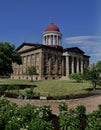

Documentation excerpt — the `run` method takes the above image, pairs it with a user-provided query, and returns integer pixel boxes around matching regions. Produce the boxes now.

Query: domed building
[11,23,90,80]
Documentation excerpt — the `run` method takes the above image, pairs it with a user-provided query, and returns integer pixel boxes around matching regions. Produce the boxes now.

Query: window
[51,55,55,63]
[58,56,61,64]
[44,54,48,61]
[51,67,55,74]
[44,66,48,74]
[58,67,61,74]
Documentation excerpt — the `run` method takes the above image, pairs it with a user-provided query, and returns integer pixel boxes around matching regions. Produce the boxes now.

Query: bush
[0,99,54,130]
[69,73,83,83]
[25,87,36,99]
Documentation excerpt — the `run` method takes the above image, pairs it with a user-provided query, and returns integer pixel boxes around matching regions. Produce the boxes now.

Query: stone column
[71,57,74,74]
[59,36,60,46]
[53,35,55,45]
[57,36,58,45]
[62,56,65,76]
[81,58,83,73]
[40,51,44,79]
[76,57,79,73]
[49,35,51,45]
[66,56,69,76]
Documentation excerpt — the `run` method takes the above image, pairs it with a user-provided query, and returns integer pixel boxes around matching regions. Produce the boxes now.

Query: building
[11,23,90,80]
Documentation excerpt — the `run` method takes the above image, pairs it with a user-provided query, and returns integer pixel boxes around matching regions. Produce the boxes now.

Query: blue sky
[0,0,101,63]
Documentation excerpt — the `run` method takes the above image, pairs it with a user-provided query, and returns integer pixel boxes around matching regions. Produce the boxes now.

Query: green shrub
[69,73,83,83]
[25,87,35,99]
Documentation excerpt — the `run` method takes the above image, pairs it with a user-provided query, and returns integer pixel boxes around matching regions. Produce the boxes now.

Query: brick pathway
[6,95,101,115]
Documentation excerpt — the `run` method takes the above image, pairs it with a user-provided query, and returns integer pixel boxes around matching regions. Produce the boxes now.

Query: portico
[63,47,88,77]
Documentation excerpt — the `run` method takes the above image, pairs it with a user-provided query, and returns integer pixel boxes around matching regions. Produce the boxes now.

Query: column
[53,35,55,45]
[62,56,65,76]
[71,57,74,74]
[76,57,79,73]
[57,36,58,45]
[40,51,44,79]
[49,35,51,45]
[81,58,83,73]
[66,56,69,76]
[59,36,60,46]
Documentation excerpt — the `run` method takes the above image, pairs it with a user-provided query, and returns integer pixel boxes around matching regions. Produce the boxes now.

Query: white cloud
[64,35,101,44]
[64,35,101,63]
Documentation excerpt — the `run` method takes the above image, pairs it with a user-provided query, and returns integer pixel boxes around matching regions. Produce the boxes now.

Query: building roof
[63,47,84,54]
[45,23,60,32]
[16,42,41,51]
[16,42,63,54]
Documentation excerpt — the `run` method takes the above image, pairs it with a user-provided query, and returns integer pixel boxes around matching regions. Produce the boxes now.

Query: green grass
[0,78,97,96]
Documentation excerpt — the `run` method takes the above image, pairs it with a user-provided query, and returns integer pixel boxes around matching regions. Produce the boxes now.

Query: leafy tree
[0,42,22,76]
[83,65,100,90]
[26,66,37,81]
[96,60,101,72]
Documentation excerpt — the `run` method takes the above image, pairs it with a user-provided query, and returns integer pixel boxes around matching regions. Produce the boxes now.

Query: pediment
[64,47,84,54]
[16,43,38,53]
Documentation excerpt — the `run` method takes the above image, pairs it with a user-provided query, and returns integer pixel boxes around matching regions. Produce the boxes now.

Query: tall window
[58,67,61,74]
[51,66,55,74]
[51,55,55,63]
[51,35,53,44]
[58,56,61,64]
[44,66,48,74]
[44,54,48,61]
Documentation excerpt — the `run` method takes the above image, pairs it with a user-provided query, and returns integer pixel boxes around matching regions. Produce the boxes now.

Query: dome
[45,23,60,32]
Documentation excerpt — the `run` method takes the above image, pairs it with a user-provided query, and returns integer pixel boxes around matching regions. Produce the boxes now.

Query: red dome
[45,23,60,32]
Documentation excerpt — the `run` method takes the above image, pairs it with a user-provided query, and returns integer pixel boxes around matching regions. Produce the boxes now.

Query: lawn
[0,78,97,97]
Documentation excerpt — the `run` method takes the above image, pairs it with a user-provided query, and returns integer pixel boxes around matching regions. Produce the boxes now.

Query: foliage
[0,42,22,76]
[86,107,101,130]
[83,65,100,90]
[69,73,83,83]
[59,103,81,130]
[59,102,68,113]
[25,87,35,99]
[0,99,53,130]
[29,118,54,130]
[26,66,37,81]
[1,99,101,130]
[96,60,101,72]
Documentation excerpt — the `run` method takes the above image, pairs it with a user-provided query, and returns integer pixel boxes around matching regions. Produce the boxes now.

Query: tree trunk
[93,82,96,90]
[30,75,33,82]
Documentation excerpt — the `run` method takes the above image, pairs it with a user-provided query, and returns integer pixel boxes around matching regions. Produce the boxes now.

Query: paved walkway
[6,95,101,115]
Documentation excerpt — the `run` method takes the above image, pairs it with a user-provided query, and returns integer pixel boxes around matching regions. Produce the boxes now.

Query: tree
[96,60,101,72]
[26,66,37,81]
[83,64,100,90]
[0,42,22,76]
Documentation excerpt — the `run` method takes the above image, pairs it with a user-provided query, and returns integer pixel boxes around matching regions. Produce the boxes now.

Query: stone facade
[11,23,90,80]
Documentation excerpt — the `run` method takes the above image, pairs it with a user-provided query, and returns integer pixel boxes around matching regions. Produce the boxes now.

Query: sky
[0,0,101,63]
